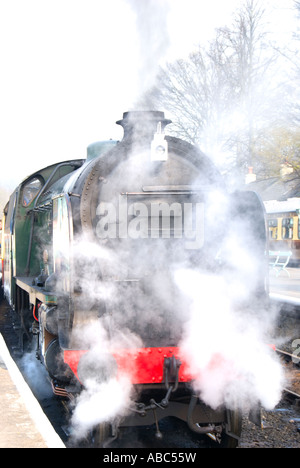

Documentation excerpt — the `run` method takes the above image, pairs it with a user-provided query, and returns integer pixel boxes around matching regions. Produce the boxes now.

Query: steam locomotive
[1,111,267,447]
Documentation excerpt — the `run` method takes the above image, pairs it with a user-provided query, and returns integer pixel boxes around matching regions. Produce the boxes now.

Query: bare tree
[287,1,300,125]
[140,0,288,180]
[140,47,236,148]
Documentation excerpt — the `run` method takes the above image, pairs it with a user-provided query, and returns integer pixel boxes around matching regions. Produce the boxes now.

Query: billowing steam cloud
[70,320,138,441]
[125,0,171,96]
[175,269,284,411]
[172,186,285,412]
[67,239,145,441]
[67,150,285,443]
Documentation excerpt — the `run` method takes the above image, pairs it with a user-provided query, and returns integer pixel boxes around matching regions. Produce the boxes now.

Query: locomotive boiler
[1,111,268,447]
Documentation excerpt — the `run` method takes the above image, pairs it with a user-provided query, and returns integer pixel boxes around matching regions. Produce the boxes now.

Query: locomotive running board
[15,277,58,307]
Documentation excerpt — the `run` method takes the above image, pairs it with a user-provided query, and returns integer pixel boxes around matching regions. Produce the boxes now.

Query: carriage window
[282,218,293,239]
[268,219,278,239]
[22,177,43,207]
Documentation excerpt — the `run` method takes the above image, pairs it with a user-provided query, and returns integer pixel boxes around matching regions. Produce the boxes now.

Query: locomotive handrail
[121,191,202,196]
[142,185,210,192]
[268,250,292,277]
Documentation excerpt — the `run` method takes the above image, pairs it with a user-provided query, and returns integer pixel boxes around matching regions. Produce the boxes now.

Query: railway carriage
[265,198,300,264]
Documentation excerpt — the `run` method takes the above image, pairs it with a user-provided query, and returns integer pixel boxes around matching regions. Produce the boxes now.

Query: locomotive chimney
[116,111,172,142]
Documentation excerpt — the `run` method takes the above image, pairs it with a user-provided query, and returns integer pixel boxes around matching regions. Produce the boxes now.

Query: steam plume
[125,0,171,96]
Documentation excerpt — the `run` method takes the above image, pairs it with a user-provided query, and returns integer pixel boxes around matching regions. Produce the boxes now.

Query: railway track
[1,296,299,448]
[275,348,300,402]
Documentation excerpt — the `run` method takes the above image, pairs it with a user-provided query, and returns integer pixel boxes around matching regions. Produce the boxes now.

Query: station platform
[269,267,300,306]
[0,333,65,448]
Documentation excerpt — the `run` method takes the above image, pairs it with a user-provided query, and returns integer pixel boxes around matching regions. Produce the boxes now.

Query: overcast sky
[0,0,297,191]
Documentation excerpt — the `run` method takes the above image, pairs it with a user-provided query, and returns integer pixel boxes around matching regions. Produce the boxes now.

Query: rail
[275,348,300,401]
[268,250,292,277]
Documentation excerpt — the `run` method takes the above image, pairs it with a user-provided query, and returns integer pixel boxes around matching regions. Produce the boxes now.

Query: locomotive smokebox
[116,110,172,142]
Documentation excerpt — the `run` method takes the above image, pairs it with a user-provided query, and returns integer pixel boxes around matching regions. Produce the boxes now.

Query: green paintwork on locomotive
[4,139,118,307]
[87,140,118,160]
[5,160,84,305]
[17,162,85,275]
